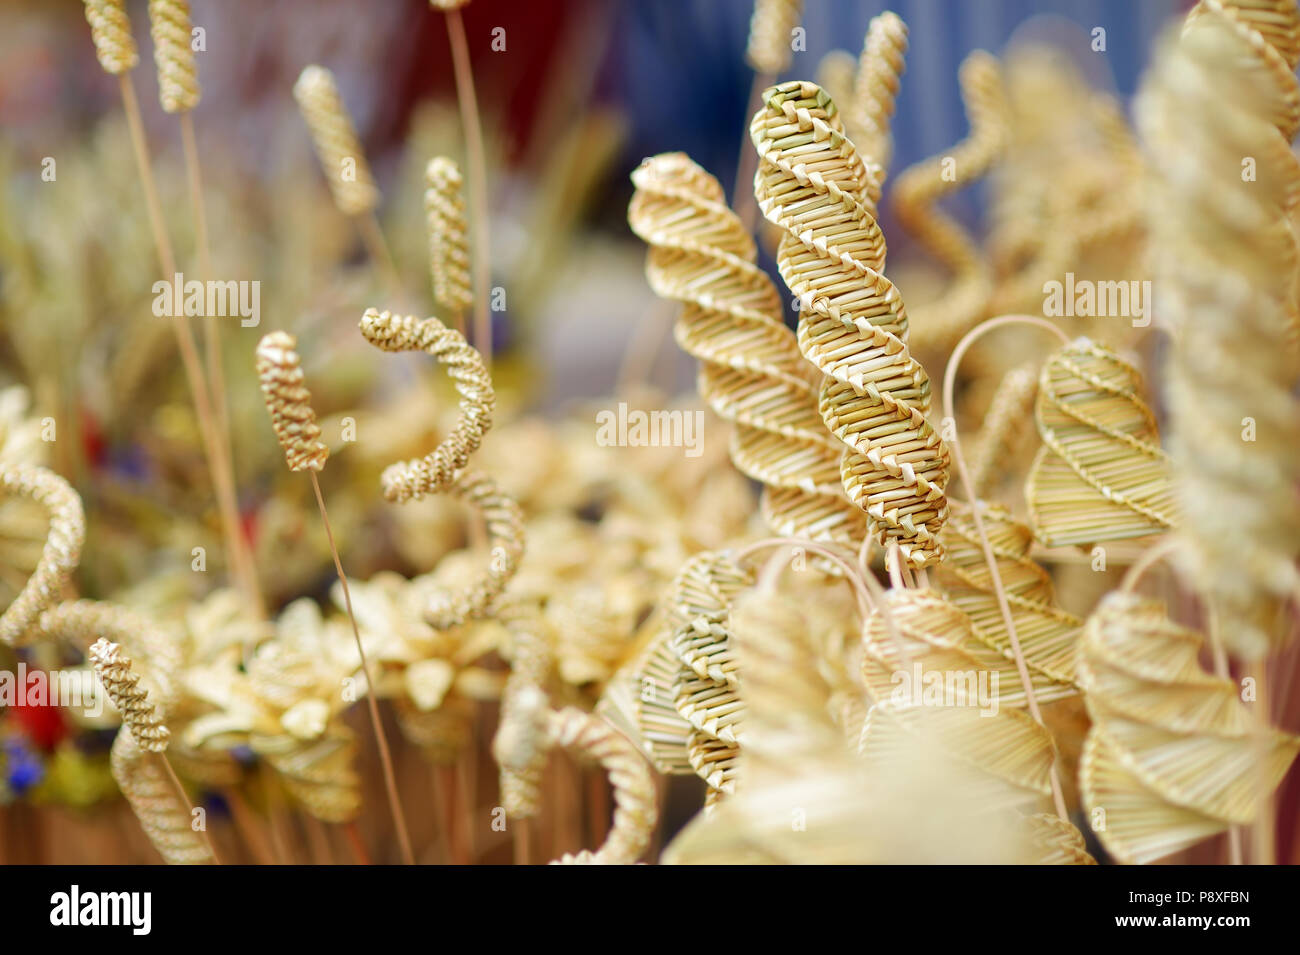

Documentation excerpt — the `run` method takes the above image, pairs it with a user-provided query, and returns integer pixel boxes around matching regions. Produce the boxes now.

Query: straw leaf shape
[255,331,329,472]
[847,11,908,181]
[147,0,200,113]
[1078,592,1299,864]
[0,466,85,647]
[1025,338,1176,546]
[968,362,1039,498]
[293,65,379,217]
[745,0,803,75]
[628,152,866,547]
[425,157,473,315]
[493,602,553,818]
[359,308,494,502]
[1139,0,1300,658]
[937,500,1080,701]
[547,707,658,865]
[90,638,171,753]
[110,731,213,864]
[82,0,138,75]
[751,81,951,567]
[250,725,362,824]
[893,51,1009,352]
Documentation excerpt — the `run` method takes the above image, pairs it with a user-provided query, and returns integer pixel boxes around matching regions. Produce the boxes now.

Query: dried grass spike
[147,0,200,113]
[425,157,473,315]
[0,466,85,647]
[293,65,379,216]
[255,331,329,472]
[90,638,170,753]
[83,0,138,75]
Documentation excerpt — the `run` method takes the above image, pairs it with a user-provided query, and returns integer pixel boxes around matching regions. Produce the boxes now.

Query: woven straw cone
[1078,592,1299,864]
[937,501,1080,702]
[256,331,329,472]
[148,0,200,113]
[968,363,1038,498]
[847,11,908,180]
[425,157,473,315]
[90,638,171,753]
[293,65,379,217]
[629,152,866,547]
[745,0,803,75]
[1140,0,1300,658]
[751,81,950,567]
[1025,338,1176,546]
[251,726,362,823]
[359,308,494,502]
[419,469,524,629]
[547,708,657,865]
[894,51,1009,352]
[0,466,84,646]
[83,0,138,75]
[110,731,213,864]
[493,602,552,818]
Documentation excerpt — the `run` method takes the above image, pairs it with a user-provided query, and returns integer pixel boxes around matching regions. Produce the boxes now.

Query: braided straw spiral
[293,65,379,217]
[110,731,213,864]
[893,51,1009,352]
[0,466,85,647]
[359,308,494,502]
[1140,0,1300,658]
[147,0,200,113]
[628,152,865,546]
[751,81,951,567]
[493,602,553,818]
[255,331,329,472]
[745,0,803,75]
[1078,592,1299,864]
[425,157,473,316]
[82,0,138,75]
[1026,338,1176,546]
[548,707,657,865]
[90,638,171,753]
[848,11,908,185]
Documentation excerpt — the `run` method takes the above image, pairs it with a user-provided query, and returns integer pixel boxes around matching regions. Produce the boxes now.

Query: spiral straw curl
[1026,338,1176,547]
[293,65,379,217]
[256,332,329,472]
[751,81,951,568]
[628,152,866,546]
[1078,592,1299,864]
[90,638,171,753]
[0,466,85,647]
[1140,0,1300,658]
[83,0,138,75]
[148,0,200,113]
[425,157,473,316]
[893,51,1009,352]
[359,308,494,502]
[111,732,213,864]
[848,11,909,177]
[745,0,803,75]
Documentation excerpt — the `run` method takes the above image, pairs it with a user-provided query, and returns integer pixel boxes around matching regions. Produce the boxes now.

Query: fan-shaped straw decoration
[751,81,951,567]
[83,0,138,75]
[1026,811,1098,865]
[359,308,494,502]
[293,65,379,217]
[425,157,473,316]
[548,707,657,865]
[147,0,200,113]
[1025,338,1176,546]
[745,0,803,75]
[110,731,213,865]
[493,603,553,818]
[628,152,866,546]
[255,331,329,473]
[968,362,1038,498]
[90,638,171,753]
[937,501,1080,702]
[1139,0,1300,658]
[847,11,908,180]
[250,727,362,824]
[0,466,85,647]
[893,51,1009,352]
[1078,592,1299,864]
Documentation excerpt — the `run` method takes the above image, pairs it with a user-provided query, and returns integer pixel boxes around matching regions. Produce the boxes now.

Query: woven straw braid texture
[848,12,908,178]
[256,331,329,472]
[293,65,379,217]
[629,152,866,547]
[90,638,171,753]
[148,0,200,113]
[745,0,803,75]
[893,51,1009,352]
[0,466,84,646]
[1139,0,1300,658]
[1078,592,1299,864]
[493,602,553,818]
[1026,338,1176,546]
[425,157,473,315]
[968,363,1039,497]
[751,81,950,568]
[83,0,138,75]
[111,731,213,864]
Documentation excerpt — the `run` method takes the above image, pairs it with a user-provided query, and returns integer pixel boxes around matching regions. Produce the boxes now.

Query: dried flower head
[255,331,329,472]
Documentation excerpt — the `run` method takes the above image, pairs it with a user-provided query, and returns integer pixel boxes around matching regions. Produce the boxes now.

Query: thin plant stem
[446,7,494,366]
[1248,661,1275,865]
[158,753,222,865]
[355,210,403,297]
[308,470,416,865]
